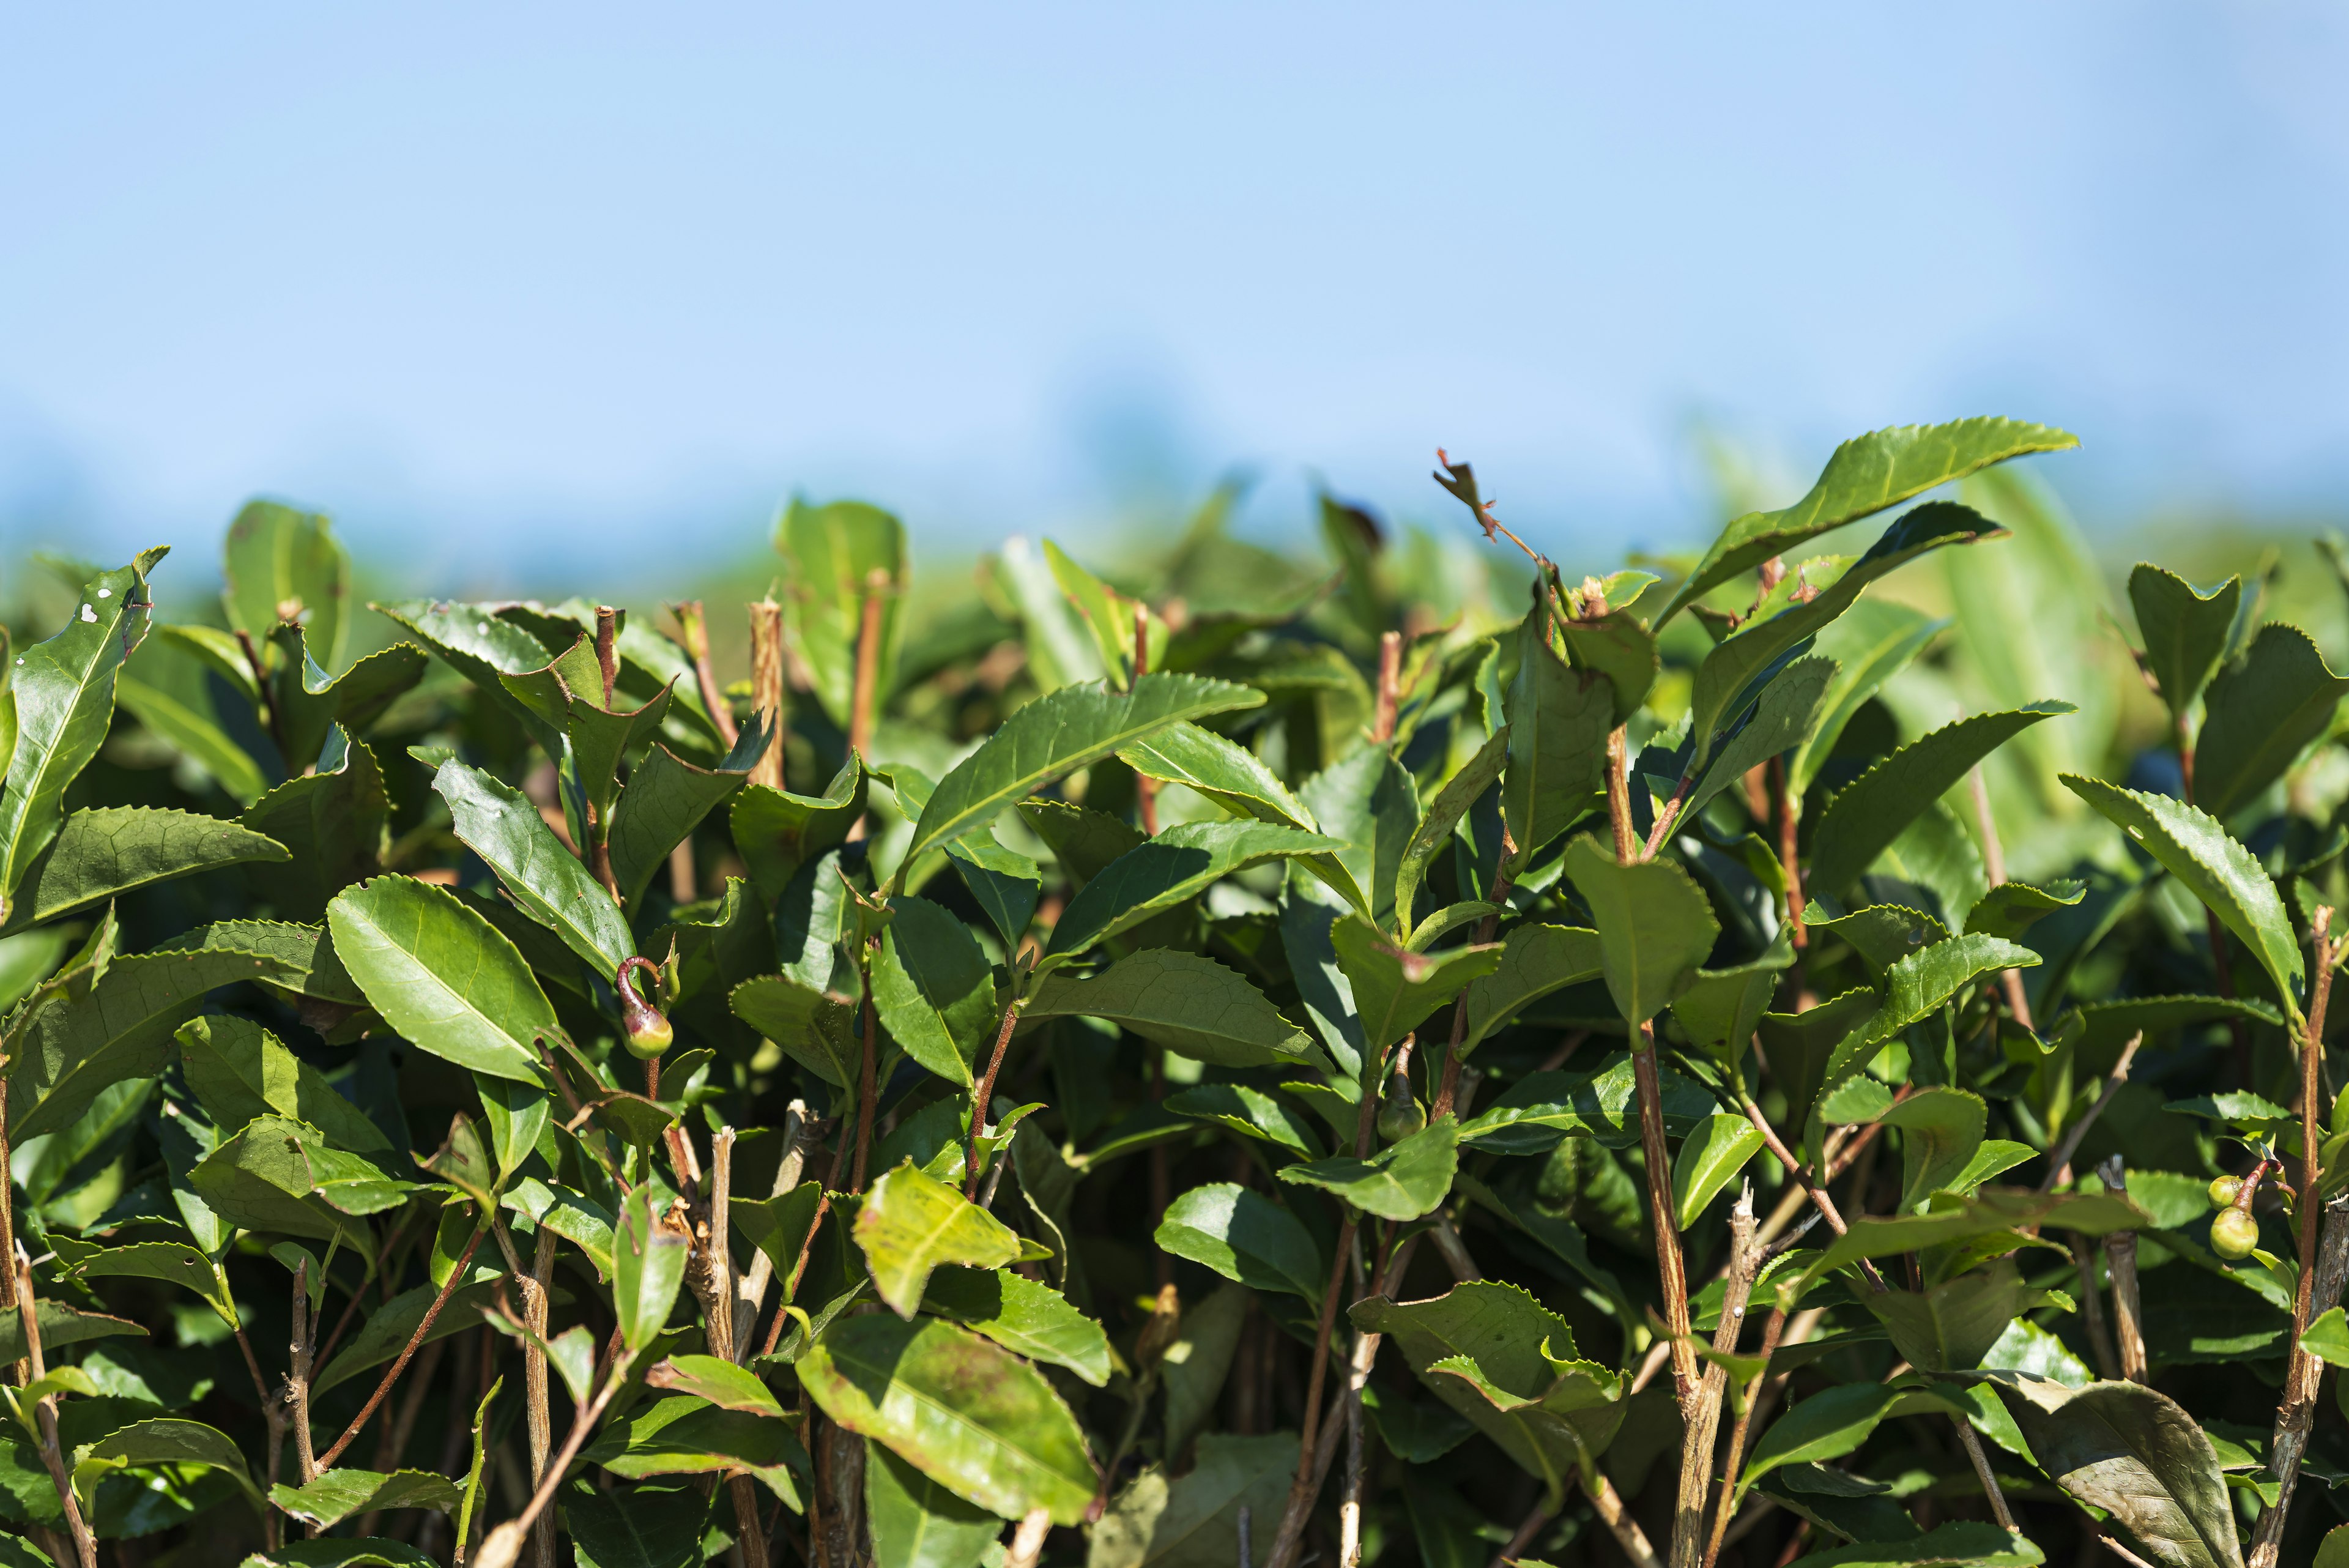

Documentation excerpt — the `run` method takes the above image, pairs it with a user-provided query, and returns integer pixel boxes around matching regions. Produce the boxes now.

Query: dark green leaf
[1118,720,1317,831]
[730,972,859,1088]
[1397,727,1507,931]
[434,757,633,975]
[1297,743,1419,924]
[608,717,773,910]
[1329,913,1502,1054]
[729,756,866,906]
[1789,600,1946,796]
[1166,1083,1323,1159]
[1280,1115,1459,1221]
[1457,924,1606,1057]
[921,1266,1111,1387]
[238,731,390,920]
[2129,564,2240,719]
[177,1014,390,1154]
[1155,1183,1323,1301]
[1563,836,1718,1025]
[1863,1260,2034,1372]
[1458,1057,1716,1153]
[2194,622,2349,819]
[1679,655,1835,820]
[1088,1432,1297,1568]
[328,876,557,1085]
[1500,617,1611,864]
[1045,820,1344,962]
[870,896,996,1086]
[1881,1088,1987,1213]
[2,807,287,934]
[865,1440,1004,1568]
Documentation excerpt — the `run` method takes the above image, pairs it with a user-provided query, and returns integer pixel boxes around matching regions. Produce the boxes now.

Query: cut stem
[673,600,740,748]
[1671,1187,1757,1568]
[749,597,787,792]
[2098,1157,2148,1384]
[13,1248,97,1568]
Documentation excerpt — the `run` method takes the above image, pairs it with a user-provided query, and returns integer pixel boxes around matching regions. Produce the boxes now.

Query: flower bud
[1377,1073,1425,1143]
[2211,1207,2259,1260]
[2208,1173,2243,1209]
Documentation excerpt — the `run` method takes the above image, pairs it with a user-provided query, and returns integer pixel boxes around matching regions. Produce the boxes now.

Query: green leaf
[239,731,391,920]
[1330,914,1502,1054]
[328,876,557,1085]
[177,1014,391,1154]
[1658,417,2075,625]
[1880,1088,1987,1213]
[560,1484,712,1568]
[434,757,634,976]
[615,1183,690,1350]
[577,1393,798,1501]
[1088,1432,1298,1568]
[904,673,1264,870]
[1686,503,2002,769]
[191,1113,379,1253]
[240,1545,440,1568]
[1671,1114,1767,1230]
[730,756,867,904]
[8,940,298,1143]
[1397,727,1507,929]
[730,972,859,1088]
[1789,600,1946,797]
[1,807,287,934]
[270,629,427,773]
[865,1440,1005,1568]
[800,1313,1097,1525]
[270,1469,461,1529]
[644,1354,787,1417]
[1166,1083,1323,1159]
[1456,924,1606,1058]
[1809,907,1947,976]
[1162,1282,1252,1463]
[1348,1281,1622,1510]
[2301,1306,2349,1367]
[921,1266,1111,1387]
[1025,955,1310,1079]
[1156,1183,1324,1301]
[371,599,571,757]
[0,550,166,907]
[1679,655,1835,821]
[1045,820,1345,962]
[1964,880,2085,940]
[1458,1056,1716,1153]
[854,1161,1024,1318]
[506,1176,618,1281]
[1297,744,1419,925]
[1807,702,2074,896]
[1802,1191,2147,1286]
[1864,1259,2035,1373]
[310,1268,513,1394]
[1971,1372,2242,1568]
[870,896,996,1086]
[1280,1115,1460,1221]
[607,718,773,910]
[1781,1523,2043,1567]
[2194,622,2349,819]
[1118,720,1317,831]
[0,1300,142,1365]
[1500,616,1612,864]
[778,497,908,730]
[946,833,1042,948]
[1669,939,1794,1074]
[225,499,351,669]
[1560,608,1658,726]
[72,1416,260,1510]
[2129,564,2240,719]
[2062,775,2303,1014]
[1741,1383,1904,1490]
[1563,836,1719,1025]
[64,1239,237,1326]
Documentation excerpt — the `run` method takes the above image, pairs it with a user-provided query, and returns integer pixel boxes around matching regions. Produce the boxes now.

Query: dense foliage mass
[9,417,2349,1568]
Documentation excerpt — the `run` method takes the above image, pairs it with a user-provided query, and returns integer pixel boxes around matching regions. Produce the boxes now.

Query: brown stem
[1635,1024,1699,1403]
[469,1347,637,1568]
[749,598,787,792]
[289,1260,317,1492]
[1486,1502,1553,1568]
[1703,1300,1788,1568]
[1371,630,1401,745]
[357,1336,447,1537]
[1770,757,1806,949]
[673,600,741,748]
[735,1101,809,1356]
[522,1226,557,1568]
[2249,1191,2349,1567]
[315,1221,488,1470]
[965,999,1025,1196]
[1740,1093,1888,1295]
[1605,727,1636,863]
[593,605,620,706]
[1004,1508,1052,1568]
[13,1250,95,1568]
[1966,767,2031,1027]
[853,963,880,1194]
[2098,1158,2148,1384]
[1951,1415,2016,1532]
[848,568,887,761]
[2036,1031,2142,1192]
[1672,1189,1757,1568]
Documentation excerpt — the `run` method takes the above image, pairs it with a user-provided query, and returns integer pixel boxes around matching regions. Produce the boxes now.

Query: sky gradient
[5,4,2346,585]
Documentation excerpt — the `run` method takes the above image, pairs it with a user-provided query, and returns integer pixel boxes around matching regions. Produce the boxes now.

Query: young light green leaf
[433,757,634,975]
[1658,417,2076,625]
[0,806,287,934]
[271,1469,462,1529]
[328,876,557,1085]
[904,672,1264,869]
[921,1266,1112,1387]
[644,1353,787,1417]
[1806,702,2074,896]
[2062,775,2303,1014]
[1280,1116,1460,1222]
[0,550,166,908]
[1964,879,2086,940]
[869,896,996,1086]
[615,1183,691,1350]
[1562,836,1719,1025]
[1671,1114,1767,1230]
[1118,719,1316,831]
[865,1440,1005,1568]
[853,1161,1024,1318]
[2194,622,2349,819]
[1329,915,1503,1054]
[800,1313,1097,1525]
[1156,1183,1324,1301]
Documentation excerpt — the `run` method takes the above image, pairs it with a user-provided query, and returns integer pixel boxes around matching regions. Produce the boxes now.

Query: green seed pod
[2211,1207,2260,1260]
[617,957,674,1061]
[2208,1173,2243,1209]
[1377,1074,1425,1143]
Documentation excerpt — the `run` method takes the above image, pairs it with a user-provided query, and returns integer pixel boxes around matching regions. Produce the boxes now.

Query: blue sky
[4,4,2346,586]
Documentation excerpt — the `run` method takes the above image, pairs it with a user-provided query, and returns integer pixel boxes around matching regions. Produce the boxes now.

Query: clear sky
[5,4,2346,585]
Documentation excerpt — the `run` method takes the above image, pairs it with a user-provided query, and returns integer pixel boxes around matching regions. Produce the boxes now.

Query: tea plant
[6,418,2349,1568]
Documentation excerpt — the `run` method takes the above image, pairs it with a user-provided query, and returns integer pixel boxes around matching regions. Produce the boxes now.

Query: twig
[848,567,888,762]
[1371,630,1401,746]
[1771,757,1808,950]
[470,1347,639,1568]
[672,600,740,747]
[1672,1188,1757,1567]
[2037,1032,2141,1192]
[749,598,786,790]
[2098,1158,2148,1383]
[1703,1297,1787,1568]
[315,1220,488,1470]
[1431,828,1518,1121]
[13,1247,97,1568]
[1488,1501,1552,1568]
[734,1101,808,1357]
[965,999,1025,1197]
[523,1226,557,1568]
[289,1259,317,1492]
[1004,1508,1052,1568]
[1951,1414,2016,1532]
[2071,1235,2118,1380]
[1738,1091,1884,1294]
